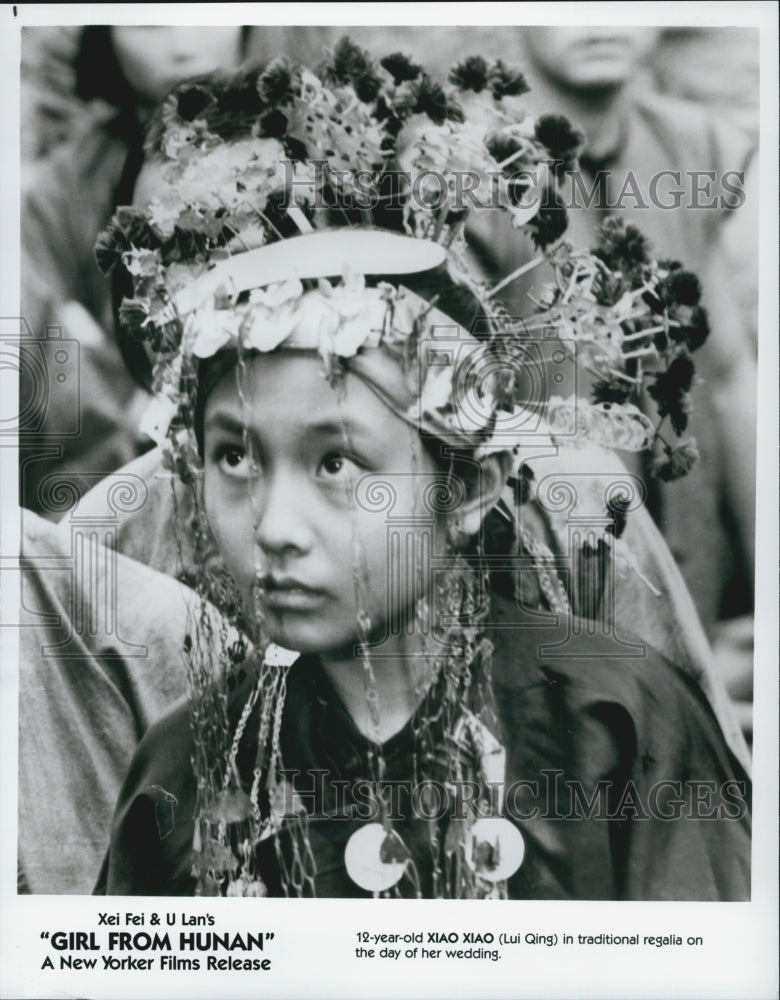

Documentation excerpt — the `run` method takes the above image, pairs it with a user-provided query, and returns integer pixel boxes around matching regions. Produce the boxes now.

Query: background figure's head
[76,25,246,111]
[521,27,661,95]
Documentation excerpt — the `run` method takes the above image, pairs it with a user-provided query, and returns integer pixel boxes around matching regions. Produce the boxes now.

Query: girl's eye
[318,452,359,479]
[215,443,252,479]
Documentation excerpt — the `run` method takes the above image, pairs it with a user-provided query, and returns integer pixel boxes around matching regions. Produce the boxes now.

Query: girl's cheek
[205,482,252,563]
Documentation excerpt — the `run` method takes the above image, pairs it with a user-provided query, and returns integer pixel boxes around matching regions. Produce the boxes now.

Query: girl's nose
[252,471,314,557]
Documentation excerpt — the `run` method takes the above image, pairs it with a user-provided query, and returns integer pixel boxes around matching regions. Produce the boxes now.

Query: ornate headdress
[97,40,711,897]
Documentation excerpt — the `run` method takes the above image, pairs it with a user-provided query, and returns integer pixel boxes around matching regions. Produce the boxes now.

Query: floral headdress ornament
[98,40,708,484]
[96,40,711,898]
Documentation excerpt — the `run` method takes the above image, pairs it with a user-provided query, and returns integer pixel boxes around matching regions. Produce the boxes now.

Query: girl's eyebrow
[203,412,246,436]
[205,411,372,441]
[306,418,371,440]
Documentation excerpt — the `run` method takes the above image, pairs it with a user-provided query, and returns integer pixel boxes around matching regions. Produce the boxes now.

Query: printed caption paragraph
[354,928,706,962]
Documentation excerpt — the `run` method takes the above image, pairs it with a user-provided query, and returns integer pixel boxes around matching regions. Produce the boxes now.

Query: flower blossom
[242,279,305,353]
[325,273,386,357]
[188,300,243,358]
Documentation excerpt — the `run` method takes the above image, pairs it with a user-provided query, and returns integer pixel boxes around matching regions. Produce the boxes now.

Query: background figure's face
[111,26,243,105]
[523,27,660,92]
[203,352,450,656]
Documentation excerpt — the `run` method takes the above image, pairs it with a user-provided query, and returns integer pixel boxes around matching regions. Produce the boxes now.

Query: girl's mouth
[255,576,326,610]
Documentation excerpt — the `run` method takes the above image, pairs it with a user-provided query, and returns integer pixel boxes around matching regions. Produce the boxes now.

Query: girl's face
[203,352,451,655]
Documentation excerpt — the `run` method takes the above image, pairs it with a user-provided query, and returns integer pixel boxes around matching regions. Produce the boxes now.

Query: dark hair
[383,265,490,340]
[110,260,152,389]
[75,27,137,110]
[420,432,517,599]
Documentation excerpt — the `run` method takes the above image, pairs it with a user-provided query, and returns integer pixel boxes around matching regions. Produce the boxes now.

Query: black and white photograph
[1,4,777,998]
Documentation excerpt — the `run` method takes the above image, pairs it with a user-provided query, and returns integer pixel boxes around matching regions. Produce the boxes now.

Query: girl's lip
[256,576,326,609]
[257,575,322,592]
[260,588,326,611]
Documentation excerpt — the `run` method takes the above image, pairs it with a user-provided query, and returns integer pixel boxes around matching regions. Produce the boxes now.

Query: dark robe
[100,598,751,900]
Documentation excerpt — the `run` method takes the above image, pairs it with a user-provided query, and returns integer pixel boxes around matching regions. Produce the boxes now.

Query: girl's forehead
[204,351,415,443]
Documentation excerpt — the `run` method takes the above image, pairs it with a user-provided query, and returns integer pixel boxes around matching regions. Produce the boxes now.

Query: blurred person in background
[20,26,248,517]
[465,27,756,731]
[654,27,760,145]
[18,508,195,893]
[19,30,257,892]
[22,26,250,163]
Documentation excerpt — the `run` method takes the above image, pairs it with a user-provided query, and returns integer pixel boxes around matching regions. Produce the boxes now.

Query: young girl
[97,47,750,899]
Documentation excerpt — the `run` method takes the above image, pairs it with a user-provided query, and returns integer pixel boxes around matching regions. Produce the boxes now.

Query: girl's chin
[256,611,361,658]
[245,601,418,658]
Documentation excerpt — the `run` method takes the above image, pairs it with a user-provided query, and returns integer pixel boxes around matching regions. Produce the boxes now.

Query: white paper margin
[1,5,777,999]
